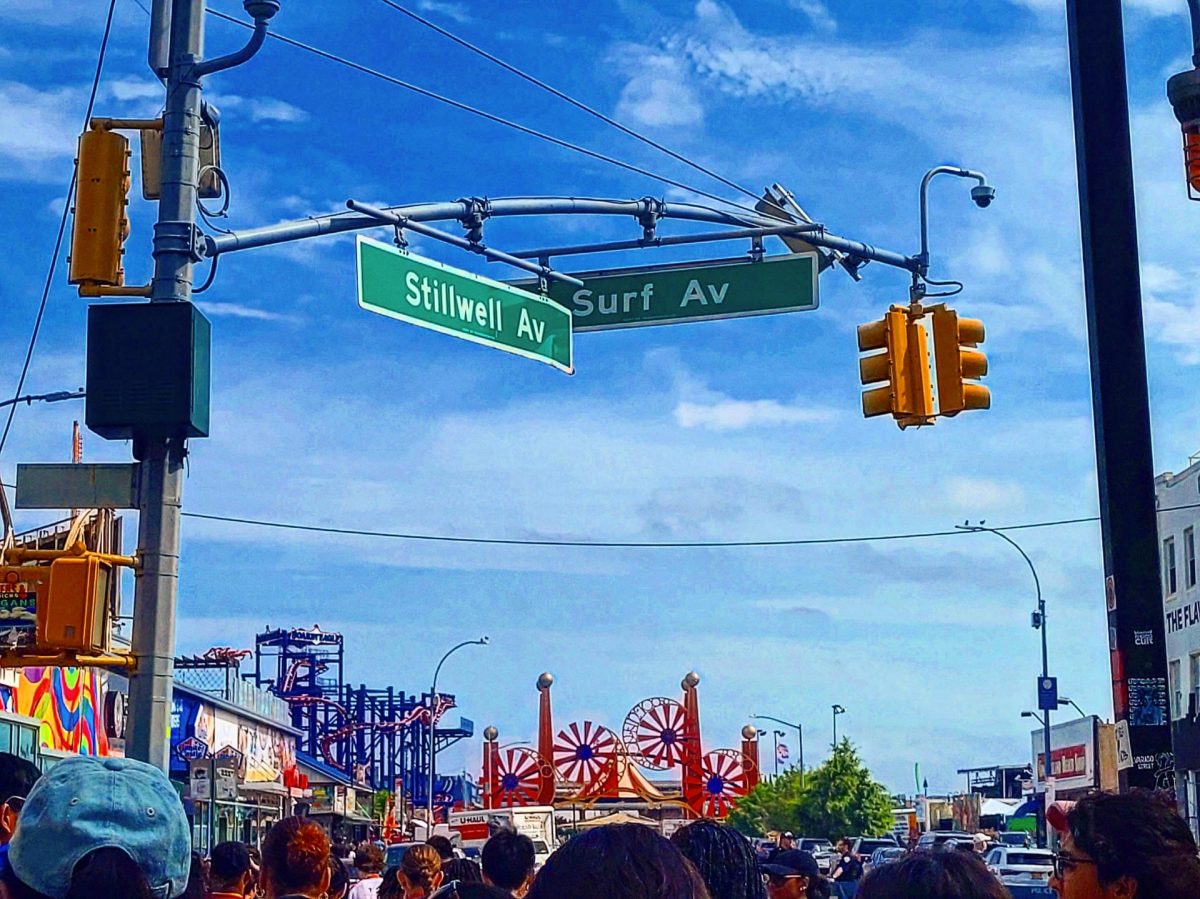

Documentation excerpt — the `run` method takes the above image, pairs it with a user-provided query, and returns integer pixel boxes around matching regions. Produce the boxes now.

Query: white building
[1156,453,1200,837]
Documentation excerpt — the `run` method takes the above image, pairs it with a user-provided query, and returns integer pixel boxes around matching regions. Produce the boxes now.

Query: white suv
[985,846,1054,883]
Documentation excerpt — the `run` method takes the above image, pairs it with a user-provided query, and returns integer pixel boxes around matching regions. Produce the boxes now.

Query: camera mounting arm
[917,166,994,279]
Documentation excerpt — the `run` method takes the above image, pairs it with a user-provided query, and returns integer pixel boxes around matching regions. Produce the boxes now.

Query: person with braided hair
[260,816,332,899]
[671,819,767,899]
[398,844,444,899]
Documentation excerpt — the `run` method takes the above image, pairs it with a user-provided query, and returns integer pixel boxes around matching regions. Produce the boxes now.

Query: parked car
[385,841,424,869]
[851,836,899,860]
[985,846,1054,883]
[797,838,836,873]
[753,838,777,862]
[865,847,907,871]
[914,831,975,852]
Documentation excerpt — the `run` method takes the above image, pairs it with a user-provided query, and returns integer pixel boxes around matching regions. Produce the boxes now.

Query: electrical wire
[373,0,764,206]
[0,0,119,462]
[205,9,768,223]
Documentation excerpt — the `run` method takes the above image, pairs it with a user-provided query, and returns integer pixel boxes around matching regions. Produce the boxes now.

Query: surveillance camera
[970,185,996,208]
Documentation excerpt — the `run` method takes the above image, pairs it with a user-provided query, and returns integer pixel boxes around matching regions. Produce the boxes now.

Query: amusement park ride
[482,671,761,819]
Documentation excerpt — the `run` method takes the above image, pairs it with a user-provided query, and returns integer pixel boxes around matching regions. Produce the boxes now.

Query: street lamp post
[958,522,1053,817]
[752,714,805,786]
[832,704,846,746]
[1021,710,1046,727]
[427,636,488,828]
[1058,697,1088,719]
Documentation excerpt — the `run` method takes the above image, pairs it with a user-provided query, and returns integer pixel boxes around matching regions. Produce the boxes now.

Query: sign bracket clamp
[347,200,583,289]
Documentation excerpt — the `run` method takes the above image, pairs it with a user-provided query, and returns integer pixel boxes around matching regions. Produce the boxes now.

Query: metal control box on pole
[1065,0,1174,790]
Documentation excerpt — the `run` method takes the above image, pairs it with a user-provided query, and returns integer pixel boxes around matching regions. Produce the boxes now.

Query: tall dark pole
[1065,0,1174,791]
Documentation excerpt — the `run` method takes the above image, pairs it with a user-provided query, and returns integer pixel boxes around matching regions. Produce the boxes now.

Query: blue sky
[1,0,1198,795]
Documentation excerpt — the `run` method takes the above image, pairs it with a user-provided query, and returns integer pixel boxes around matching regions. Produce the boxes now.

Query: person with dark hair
[378,867,404,899]
[525,823,709,899]
[439,885,512,899]
[762,850,830,899]
[857,850,1006,899]
[350,844,387,899]
[0,755,191,899]
[481,831,535,896]
[427,837,456,862]
[180,853,207,899]
[260,816,332,899]
[441,859,483,884]
[831,839,862,887]
[329,857,351,899]
[209,842,253,898]
[0,755,39,848]
[671,819,766,899]
[1050,791,1200,899]
[398,844,443,899]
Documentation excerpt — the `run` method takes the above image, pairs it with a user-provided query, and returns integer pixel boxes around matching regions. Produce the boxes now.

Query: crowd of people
[0,752,1197,898]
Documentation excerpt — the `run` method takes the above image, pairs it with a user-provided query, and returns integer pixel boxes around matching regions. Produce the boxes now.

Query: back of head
[357,843,386,874]
[329,856,350,899]
[402,844,443,895]
[0,754,40,805]
[379,866,404,899]
[453,885,515,899]
[210,841,251,890]
[1065,791,1200,899]
[9,755,190,899]
[526,823,709,899]
[671,819,765,899]
[442,858,483,883]
[261,816,332,896]
[428,835,456,861]
[858,851,1006,899]
[481,830,535,891]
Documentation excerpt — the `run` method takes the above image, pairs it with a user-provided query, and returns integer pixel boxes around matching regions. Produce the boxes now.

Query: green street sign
[356,236,573,374]
[515,253,818,332]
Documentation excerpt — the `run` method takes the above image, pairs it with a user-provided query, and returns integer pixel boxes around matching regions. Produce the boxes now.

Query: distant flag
[777,743,790,763]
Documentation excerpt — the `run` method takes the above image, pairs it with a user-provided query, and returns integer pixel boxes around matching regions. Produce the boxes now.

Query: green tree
[794,738,894,838]
[727,739,893,839]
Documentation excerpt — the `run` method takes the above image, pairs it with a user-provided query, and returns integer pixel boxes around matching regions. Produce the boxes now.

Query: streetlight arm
[918,166,993,273]
[753,714,801,730]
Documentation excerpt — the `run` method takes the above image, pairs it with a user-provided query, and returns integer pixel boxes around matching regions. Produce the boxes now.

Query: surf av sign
[516,253,818,332]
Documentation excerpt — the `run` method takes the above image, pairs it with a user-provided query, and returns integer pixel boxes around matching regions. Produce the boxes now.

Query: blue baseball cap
[9,756,191,899]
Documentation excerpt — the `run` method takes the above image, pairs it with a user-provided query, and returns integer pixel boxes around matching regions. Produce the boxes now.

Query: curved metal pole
[194,4,275,77]
[204,197,919,273]
[959,523,1052,833]
[918,166,991,273]
[428,637,488,827]
[752,713,804,785]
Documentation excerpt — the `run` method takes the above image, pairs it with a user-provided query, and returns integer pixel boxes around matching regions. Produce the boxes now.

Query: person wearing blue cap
[0,755,191,899]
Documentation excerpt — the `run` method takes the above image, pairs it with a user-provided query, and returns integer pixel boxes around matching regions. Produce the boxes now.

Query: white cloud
[675,398,837,429]
[107,79,162,102]
[1141,262,1200,365]
[193,301,298,323]
[614,54,705,128]
[213,95,308,124]
[788,0,836,33]
[944,476,1026,512]
[0,81,80,174]
[415,1,472,24]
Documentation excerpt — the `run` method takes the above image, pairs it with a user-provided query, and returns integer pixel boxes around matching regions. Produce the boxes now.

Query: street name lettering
[357,236,573,374]
[515,254,818,332]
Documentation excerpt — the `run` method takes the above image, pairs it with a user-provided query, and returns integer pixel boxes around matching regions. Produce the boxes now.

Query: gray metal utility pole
[126,0,276,769]
[1065,0,1174,792]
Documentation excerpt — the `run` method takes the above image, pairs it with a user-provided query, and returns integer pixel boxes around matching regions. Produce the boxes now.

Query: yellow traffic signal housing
[69,127,131,288]
[0,557,113,656]
[931,306,990,416]
[857,308,934,425]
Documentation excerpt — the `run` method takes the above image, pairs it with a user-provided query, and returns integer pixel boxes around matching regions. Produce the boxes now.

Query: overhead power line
[373,0,763,205]
[206,9,766,221]
[0,0,119,461]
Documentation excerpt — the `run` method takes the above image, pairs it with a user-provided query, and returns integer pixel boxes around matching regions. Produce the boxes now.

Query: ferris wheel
[686,748,755,818]
[622,697,696,770]
[491,746,553,808]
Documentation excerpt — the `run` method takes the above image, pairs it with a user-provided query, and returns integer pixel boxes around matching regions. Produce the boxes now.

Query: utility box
[86,302,211,440]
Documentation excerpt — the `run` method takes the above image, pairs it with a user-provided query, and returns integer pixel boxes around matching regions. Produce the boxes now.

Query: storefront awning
[241,781,289,797]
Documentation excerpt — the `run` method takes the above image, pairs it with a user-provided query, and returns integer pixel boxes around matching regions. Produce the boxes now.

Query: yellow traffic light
[931,305,990,416]
[69,127,131,288]
[857,307,934,426]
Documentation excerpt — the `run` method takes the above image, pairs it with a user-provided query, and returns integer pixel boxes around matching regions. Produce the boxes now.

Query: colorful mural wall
[0,668,108,756]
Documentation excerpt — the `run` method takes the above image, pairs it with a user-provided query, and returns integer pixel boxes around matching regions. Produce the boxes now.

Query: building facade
[1157,454,1200,837]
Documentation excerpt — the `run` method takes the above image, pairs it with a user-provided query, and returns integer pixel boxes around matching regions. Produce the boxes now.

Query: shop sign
[189,761,212,801]
[310,785,334,814]
[215,763,239,801]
